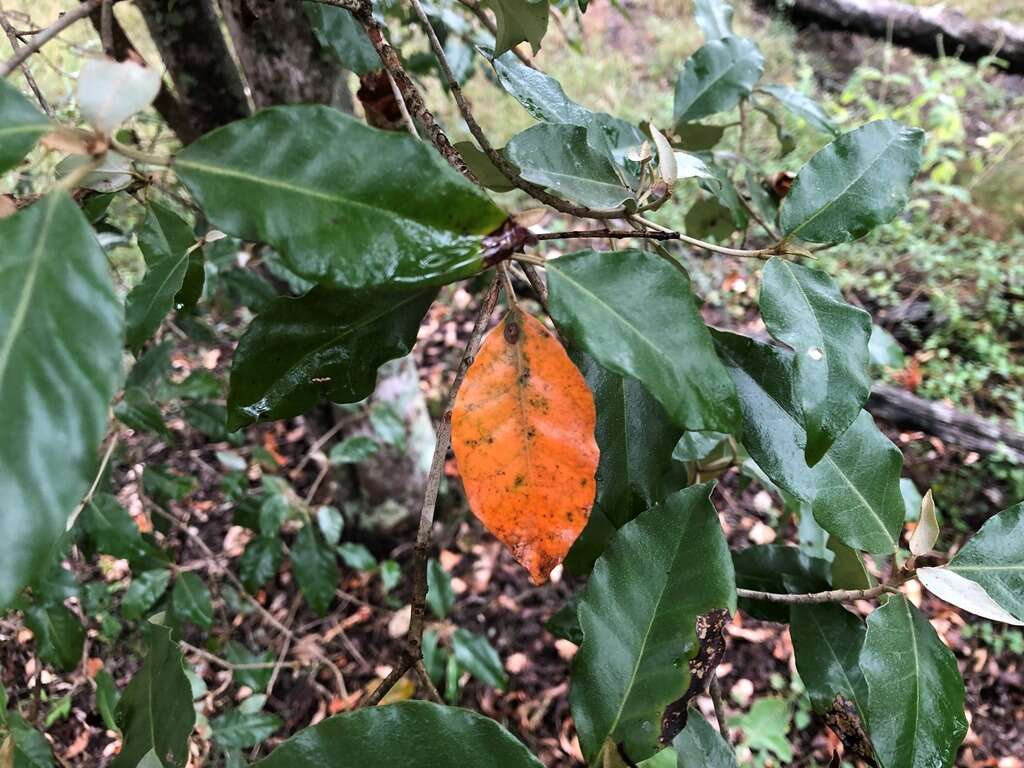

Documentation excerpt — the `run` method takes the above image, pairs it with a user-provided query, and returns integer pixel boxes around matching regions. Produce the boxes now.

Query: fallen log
[754,0,1024,74]
[868,384,1024,462]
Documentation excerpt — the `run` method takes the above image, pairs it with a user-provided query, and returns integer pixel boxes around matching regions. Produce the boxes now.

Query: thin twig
[533,227,777,259]
[364,275,502,707]
[385,69,419,139]
[68,432,119,528]
[735,583,896,604]
[0,4,53,116]
[708,676,729,742]
[180,641,302,672]
[293,411,362,476]
[99,0,113,56]
[0,0,106,78]
[414,660,444,704]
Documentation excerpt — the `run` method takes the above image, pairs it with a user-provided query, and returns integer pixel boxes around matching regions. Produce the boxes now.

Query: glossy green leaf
[239,537,283,593]
[780,120,925,243]
[729,698,793,763]
[23,605,85,672]
[252,700,543,767]
[126,204,196,351]
[0,79,49,173]
[698,158,748,229]
[337,542,377,571]
[304,1,379,74]
[111,622,195,768]
[732,545,830,622]
[868,324,906,368]
[486,0,549,56]
[115,387,170,437]
[673,37,764,125]
[548,250,740,434]
[570,483,736,764]
[292,524,338,616]
[714,331,904,553]
[759,258,872,465]
[505,124,634,211]
[492,52,591,124]
[183,402,230,442]
[171,572,214,630]
[758,85,838,136]
[426,558,454,619]
[790,603,868,715]
[227,285,435,429]
[121,570,172,620]
[0,193,123,609]
[566,355,683,573]
[316,506,344,546]
[674,122,726,151]
[693,0,733,41]
[828,537,872,590]
[860,596,967,768]
[2,712,54,768]
[95,669,121,734]
[174,106,504,290]
[923,501,1024,622]
[545,594,583,645]
[674,715,737,767]
[452,628,508,691]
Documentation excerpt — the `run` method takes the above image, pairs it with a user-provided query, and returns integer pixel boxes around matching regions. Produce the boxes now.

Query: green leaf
[212,707,282,749]
[303,1,379,74]
[95,669,121,734]
[370,403,406,448]
[227,285,436,429]
[174,106,505,290]
[0,79,49,173]
[486,0,549,56]
[292,523,338,616]
[505,124,634,211]
[115,387,170,438]
[685,198,735,240]
[674,123,726,151]
[3,712,55,768]
[758,85,838,136]
[729,698,792,763]
[337,542,377,571]
[860,596,967,768]
[570,483,736,764]
[919,501,1024,623]
[492,52,592,124]
[790,603,868,715]
[674,715,737,767]
[183,402,230,442]
[0,193,123,609]
[545,594,583,645]
[23,605,84,672]
[122,569,172,620]
[81,494,168,571]
[566,355,683,573]
[714,331,904,553]
[780,120,925,243]
[673,37,764,125]
[452,629,508,691]
[693,0,734,41]
[759,258,872,465]
[253,701,542,766]
[239,537,283,593]
[379,560,401,593]
[868,325,906,368]
[732,545,830,623]
[111,622,196,768]
[316,506,345,546]
[426,558,454,619]
[225,642,274,692]
[126,339,174,391]
[548,250,740,433]
[126,204,196,351]
[171,572,214,630]
[828,537,873,590]
[454,141,515,193]
[329,436,380,464]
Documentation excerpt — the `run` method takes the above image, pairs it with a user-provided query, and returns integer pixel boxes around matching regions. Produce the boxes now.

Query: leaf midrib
[678,39,759,119]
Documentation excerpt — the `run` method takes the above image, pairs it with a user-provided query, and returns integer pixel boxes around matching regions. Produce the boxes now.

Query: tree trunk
[756,0,1024,74]
[134,0,251,140]
[218,0,354,111]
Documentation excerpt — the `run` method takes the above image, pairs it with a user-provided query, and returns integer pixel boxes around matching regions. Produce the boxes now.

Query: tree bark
[756,0,1024,74]
[218,0,353,111]
[869,384,1024,462]
[134,0,251,140]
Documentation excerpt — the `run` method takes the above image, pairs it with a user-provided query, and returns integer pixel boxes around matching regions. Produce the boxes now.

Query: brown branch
[535,227,777,259]
[708,677,729,742]
[0,4,53,116]
[364,274,502,707]
[736,583,895,604]
[0,0,106,78]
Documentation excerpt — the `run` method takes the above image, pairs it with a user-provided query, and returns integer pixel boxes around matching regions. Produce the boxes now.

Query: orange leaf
[452,309,598,584]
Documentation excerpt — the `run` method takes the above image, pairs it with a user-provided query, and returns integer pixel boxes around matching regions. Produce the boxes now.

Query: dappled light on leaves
[452,309,599,584]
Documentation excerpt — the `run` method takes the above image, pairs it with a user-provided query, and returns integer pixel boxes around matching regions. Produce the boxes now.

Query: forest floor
[3,1,1024,767]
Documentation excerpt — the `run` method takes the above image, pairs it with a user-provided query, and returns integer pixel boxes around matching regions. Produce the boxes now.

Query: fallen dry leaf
[451,309,598,583]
